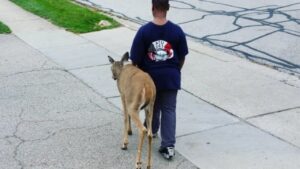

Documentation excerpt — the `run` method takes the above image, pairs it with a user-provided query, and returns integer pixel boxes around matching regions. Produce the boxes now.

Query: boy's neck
[152,17,168,26]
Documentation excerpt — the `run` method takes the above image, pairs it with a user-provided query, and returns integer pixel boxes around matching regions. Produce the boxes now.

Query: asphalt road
[78,0,300,76]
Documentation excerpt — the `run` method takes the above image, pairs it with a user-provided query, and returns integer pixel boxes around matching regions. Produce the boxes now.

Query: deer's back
[118,64,156,107]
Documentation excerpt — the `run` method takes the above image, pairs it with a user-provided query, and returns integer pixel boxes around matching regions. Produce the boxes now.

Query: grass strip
[0,21,11,34]
[11,0,119,33]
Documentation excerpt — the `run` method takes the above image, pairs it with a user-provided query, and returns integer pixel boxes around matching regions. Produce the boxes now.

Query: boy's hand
[179,57,185,70]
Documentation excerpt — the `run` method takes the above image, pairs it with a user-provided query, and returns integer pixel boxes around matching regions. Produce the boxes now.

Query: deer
[108,52,156,169]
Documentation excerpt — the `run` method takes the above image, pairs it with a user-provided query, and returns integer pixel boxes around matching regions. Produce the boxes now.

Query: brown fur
[108,52,156,169]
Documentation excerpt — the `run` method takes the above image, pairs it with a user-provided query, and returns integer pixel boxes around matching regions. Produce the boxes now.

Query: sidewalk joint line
[176,122,239,138]
[89,99,121,115]
[182,88,240,119]
[79,34,120,57]
[3,68,64,78]
[6,17,41,23]
[11,31,123,118]
[67,63,111,71]
[246,106,300,120]
[182,88,300,150]
[62,69,122,112]
[106,95,120,99]
[188,47,230,63]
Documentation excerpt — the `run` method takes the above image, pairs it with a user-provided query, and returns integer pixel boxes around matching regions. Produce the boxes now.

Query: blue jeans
[152,90,178,148]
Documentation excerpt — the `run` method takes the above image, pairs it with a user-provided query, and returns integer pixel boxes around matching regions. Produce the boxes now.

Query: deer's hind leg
[145,103,154,169]
[121,95,130,150]
[128,115,132,135]
[129,106,147,169]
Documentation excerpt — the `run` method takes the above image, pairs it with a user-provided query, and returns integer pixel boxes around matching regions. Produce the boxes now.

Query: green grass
[0,21,11,34]
[11,0,119,33]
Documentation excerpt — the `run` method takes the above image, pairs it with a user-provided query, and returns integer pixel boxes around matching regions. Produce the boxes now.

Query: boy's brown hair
[152,0,170,11]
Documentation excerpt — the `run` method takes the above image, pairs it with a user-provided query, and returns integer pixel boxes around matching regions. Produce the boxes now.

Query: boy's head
[152,0,170,14]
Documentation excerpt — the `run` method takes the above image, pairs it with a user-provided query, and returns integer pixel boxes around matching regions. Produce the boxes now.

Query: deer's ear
[108,56,115,64]
[121,52,129,63]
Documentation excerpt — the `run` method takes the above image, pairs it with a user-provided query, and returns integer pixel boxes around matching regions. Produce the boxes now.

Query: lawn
[11,0,119,33]
[0,21,11,34]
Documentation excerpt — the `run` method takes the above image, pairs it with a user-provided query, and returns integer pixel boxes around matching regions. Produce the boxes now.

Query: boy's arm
[130,28,145,67]
[178,28,188,70]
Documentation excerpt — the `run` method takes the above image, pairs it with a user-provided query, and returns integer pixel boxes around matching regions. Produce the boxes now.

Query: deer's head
[108,52,129,80]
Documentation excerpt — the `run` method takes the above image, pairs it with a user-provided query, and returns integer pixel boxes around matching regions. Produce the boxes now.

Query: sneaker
[159,147,175,160]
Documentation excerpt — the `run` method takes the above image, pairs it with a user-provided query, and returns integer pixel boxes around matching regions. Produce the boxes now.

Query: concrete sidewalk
[1,0,300,169]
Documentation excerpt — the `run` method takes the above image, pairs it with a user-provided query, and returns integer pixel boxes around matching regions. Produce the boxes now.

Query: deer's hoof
[147,165,151,169]
[135,162,142,169]
[128,130,132,135]
[121,144,128,150]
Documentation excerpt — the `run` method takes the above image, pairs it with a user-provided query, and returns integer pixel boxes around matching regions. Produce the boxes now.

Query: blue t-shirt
[130,21,188,91]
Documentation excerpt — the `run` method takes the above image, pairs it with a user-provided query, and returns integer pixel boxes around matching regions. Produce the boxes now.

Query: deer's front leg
[121,95,129,150]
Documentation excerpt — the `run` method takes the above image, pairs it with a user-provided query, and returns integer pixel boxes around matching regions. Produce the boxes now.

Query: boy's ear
[121,52,129,63]
[108,56,115,64]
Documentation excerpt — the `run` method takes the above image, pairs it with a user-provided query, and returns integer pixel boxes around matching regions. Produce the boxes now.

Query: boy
[130,0,188,160]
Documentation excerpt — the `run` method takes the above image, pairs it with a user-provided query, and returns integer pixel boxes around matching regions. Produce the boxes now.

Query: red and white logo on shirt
[148,40,174,62]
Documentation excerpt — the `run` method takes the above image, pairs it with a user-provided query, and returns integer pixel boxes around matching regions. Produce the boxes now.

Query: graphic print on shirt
[148,40,174,62]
